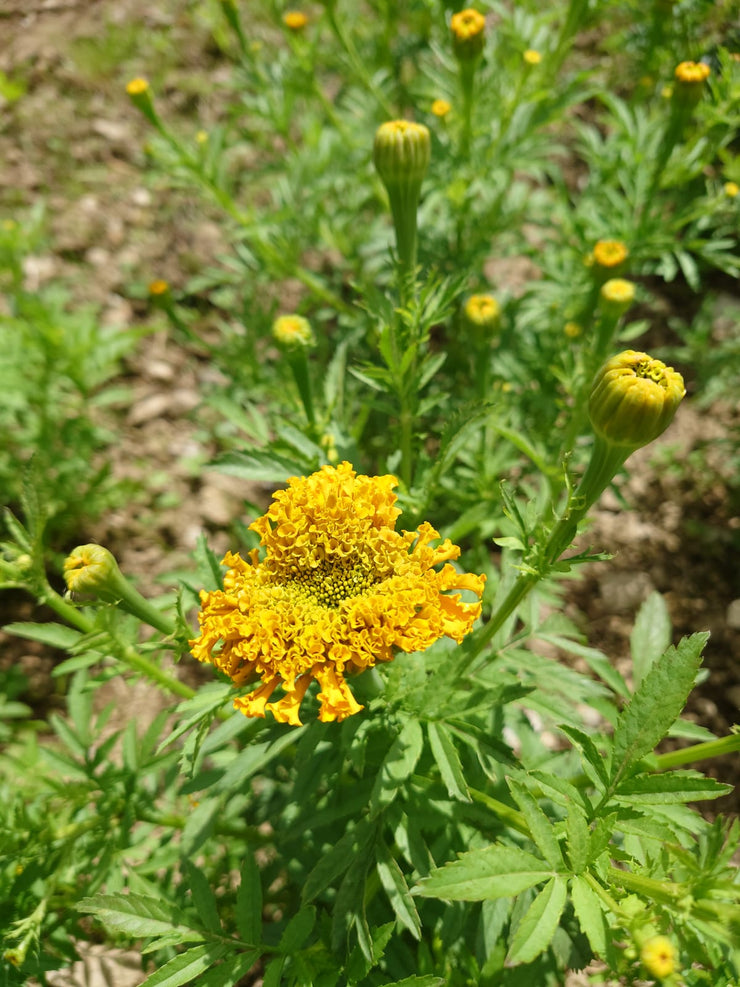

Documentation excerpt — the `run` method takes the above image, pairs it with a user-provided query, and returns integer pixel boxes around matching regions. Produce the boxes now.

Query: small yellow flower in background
[190,462,485,725]
[592,239,629,269]
[640,935,678,980]
[463,293,501,333]
[450,8,486,61]
[661,84,673,99]
[599,278,636,318]
[724,180,739,198]
[523,49,542,66]
[283,10,308,30]
[196,130,209,144]
[126,77,149,96]
[148,279,170,297]
[564,320,582,338]
[589,350,685,450]
[674,60,710,85]
[431,98,452,118]
[272,314,315,348]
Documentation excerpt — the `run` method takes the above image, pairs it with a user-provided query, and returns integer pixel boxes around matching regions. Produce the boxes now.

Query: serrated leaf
[235,854,262,945]
[196,951,261,987]
[570,875,609,957]
[379,978,445,986]
[630,592,671,690]
[610,633,708,791]
[415,845,553,901]
[139,944,229,987]
[376,839,421,939]
[77,894,200,940]
[369,718,423,818]
[507,776,563,869]
[183,860,221,934]
[3,621,83,650]
[565,806,590,874]
[427,721,470,802]
[278,905,315,953]
[302,821,375,903]
[215,728,302,792]
[506,875,567,965]
[615,771,731,803]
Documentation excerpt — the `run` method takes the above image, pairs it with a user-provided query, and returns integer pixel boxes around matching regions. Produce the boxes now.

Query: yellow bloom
[463,294,501,333]
[431,98,452,118]
[674,60,710,85]
[272,314,315,348]
[589,350,685,449]
[373,120,431,187]
[190,463,485,725]
[592,240,629,269]
[640,935,678,980]
[523,49,541,65]
[126,77,149,96]
[148,279,170,296]
[196,130,209,144]
[724,181,739,198]
[450,8,486,60]
[564,320,582,338]
[283,10,308,30]
[599,278,636,318]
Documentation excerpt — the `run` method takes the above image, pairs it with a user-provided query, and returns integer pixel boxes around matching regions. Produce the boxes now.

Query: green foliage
[1,0,739,985]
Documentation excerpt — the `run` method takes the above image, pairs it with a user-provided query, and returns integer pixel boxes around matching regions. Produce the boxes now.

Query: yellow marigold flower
[592,239,629,269]
[190,462,486,725]
[523,49,541,65]
[450,8,486,61]
[724,180,739,198]
[640,935,678,980]
[589,350,685,450]
[463,294,501,333]
[272,314,315,348]
[148,279,170,296]
[674,60,710,85]
[431,98,452,118]
[196,130,209,144]
[564,320,582,338]
[599,278,636,318]
[126,77,149,96]
[283,10,308,29]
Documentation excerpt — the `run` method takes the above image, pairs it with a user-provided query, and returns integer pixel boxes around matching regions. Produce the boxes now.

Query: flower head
[523,49,541,66]
[673,61,710,108]
[724,180,739,198]
[450,8,486,60]
[373,120,431,189]
[126,77,149,96]
[272,314,315,348]
[463,293,501,333]
[564,320,582,338]
[283,10,308,30]
[64,544,124,602]
[190,463,485,725]
[589,350,685,450]
[148,279,170,297]
[592,239,629,270]
[599,278,636,318]
[640,935,678,980]
[431,98,452,118]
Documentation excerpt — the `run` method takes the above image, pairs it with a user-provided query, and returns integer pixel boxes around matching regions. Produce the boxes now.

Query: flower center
[285,560,380,608]
[635,358,668,387]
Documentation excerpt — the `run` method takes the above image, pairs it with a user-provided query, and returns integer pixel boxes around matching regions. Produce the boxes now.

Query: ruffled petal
[233,675,280,718]
[315,666,364,722]
[266,673,313,726]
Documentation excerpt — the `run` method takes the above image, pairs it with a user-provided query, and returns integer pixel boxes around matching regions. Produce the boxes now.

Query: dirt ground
[1,1,739,982]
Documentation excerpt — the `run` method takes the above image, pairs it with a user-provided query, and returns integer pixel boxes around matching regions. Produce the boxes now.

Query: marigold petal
[233,676,280,719]
[315,666,364,722]
[266,672,313,726]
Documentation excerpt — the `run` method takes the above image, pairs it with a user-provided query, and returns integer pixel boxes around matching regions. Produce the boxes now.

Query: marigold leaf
[570,875,610,958]
[610,633,708,790]
[615,770,731,803]
[630,591,672,690]
[427,721,470,802]
[77,894,200,940]
[278,905,315,953]
[235,854,262,945]
[302,820,375,903]
[506,875,568,965]
[369,718,423,818]
[564,805,590,874]
[378,978,445,986]
[507,775,563,869]
[415,845,553,901]
[3,621,83,650]
[138,943,230,987]
[376,839,422,940]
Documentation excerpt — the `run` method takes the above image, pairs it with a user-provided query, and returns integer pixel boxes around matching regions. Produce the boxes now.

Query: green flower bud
[599,278,636,319]
[125,77,161,128]
[64,544,125,602]
[272,314,315,349]
[373,120,431,190]
[589,350,685,450]
[673,60,710,108]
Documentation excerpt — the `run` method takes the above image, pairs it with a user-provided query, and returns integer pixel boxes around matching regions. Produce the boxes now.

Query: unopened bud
[272,314,315,349]
[589,350,685,450]
[373,120,431,190]
[64,545,125,602]
[599,278,636,318]
[673,60,710,107]
[592,239,629,271]
[463,294,501,334]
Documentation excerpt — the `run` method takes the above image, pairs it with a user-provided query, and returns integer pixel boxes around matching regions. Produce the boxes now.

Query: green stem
[287,349,318,437]
[468,789,529,836]
[325,6,394,117]
[652,733,740,771]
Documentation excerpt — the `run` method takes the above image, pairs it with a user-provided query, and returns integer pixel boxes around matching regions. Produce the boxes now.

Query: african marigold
[640,935,678,980]
[592,239,629,269]
[450,8,486,60]
[190,462,485,725]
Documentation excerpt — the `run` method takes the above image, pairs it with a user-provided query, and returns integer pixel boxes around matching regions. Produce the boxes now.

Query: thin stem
[653,733,740,771]
[325,6,394,117]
